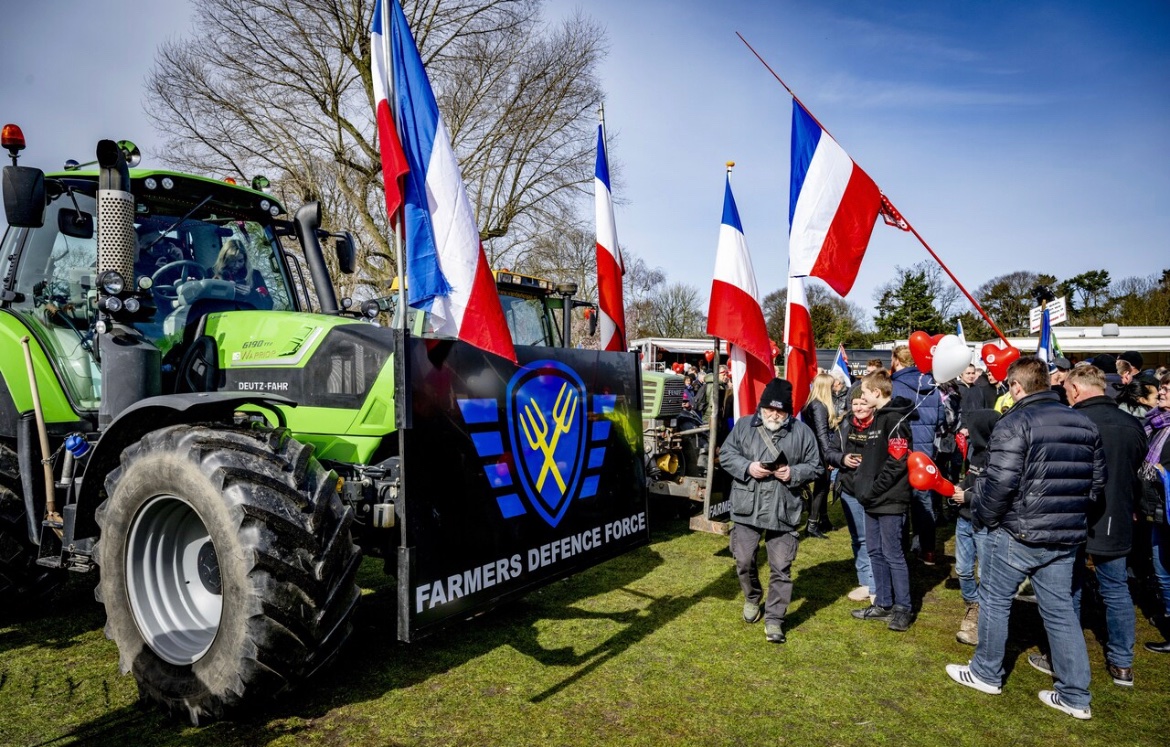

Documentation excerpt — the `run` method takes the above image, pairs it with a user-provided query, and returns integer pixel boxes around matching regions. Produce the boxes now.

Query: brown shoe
[956,601,979,646]
[1106,662,1133,687]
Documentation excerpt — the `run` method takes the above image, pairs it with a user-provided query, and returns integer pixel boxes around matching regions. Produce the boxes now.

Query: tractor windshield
[0,179,295,409]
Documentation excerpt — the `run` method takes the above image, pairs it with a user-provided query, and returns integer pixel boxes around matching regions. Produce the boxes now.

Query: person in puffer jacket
[947,357,1105,720]
[890,345,945,564]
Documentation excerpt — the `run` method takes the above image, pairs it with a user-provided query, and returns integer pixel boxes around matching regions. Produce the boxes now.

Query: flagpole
[736,32,1012,347]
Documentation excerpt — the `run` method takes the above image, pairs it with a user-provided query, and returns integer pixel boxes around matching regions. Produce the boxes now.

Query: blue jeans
[909,488,936,554]
[1153,523,1170,618]
[840,492,872,592]
[972,528,1090,709]
[1073,554,1135,668]
[954,517,987,603]
[865,512,910,609]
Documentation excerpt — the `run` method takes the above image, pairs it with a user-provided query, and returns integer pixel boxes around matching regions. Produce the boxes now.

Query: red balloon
[907,451,935,473]
[704,350,715,362]
[909,464,939,491]
[671,362,682,373]
[981,343,1021,382]
[931,333,945,346]
[908,330,934,372]
[934,477,956,498]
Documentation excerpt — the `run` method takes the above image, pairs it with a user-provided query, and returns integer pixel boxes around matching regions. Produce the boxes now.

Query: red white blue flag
[707,175,773,420]
[371,0,516,362]
[788,101,882,297]
[595,121,626,352]
[832,343,851,386]
[784,275,818,416]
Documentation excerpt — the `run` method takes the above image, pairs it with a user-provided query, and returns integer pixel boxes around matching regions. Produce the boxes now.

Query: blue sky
[3,1,1168,320]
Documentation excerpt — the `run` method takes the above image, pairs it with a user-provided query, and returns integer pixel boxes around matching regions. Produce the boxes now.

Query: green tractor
[0,126,648,723]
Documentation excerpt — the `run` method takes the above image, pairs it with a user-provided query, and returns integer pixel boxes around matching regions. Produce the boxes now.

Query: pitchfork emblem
[519,383,577,493]
[506,360,588,527]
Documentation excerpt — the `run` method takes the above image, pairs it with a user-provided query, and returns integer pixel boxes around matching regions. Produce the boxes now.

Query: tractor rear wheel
[0,440,63,606]
[95,425,362,724]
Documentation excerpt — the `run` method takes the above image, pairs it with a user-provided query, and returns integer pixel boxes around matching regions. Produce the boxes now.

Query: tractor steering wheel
[151,260,207,301]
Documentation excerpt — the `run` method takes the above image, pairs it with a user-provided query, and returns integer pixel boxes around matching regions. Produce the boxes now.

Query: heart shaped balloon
[909,330,934,372]
[981,343,1021,382]
[931,334,972,383]
[909,463,940,490]
[934,477,956,497]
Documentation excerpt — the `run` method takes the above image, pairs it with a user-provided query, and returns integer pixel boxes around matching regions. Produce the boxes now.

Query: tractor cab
[378,269,596,349]
[1,140,302,405]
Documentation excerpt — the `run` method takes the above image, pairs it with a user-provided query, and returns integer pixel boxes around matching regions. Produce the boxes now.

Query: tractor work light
[99,270,126,295]
[361,300,380,319]
[269,205,279,216]
[260,199,270,211]
[144,177,158,190]
[137,275,153,291]
[161,177,174,190]
[123,297,141,314]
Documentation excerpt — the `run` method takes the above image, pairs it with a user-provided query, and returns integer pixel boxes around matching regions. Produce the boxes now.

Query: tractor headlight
[161,177,174,190]
[99,270,126,295]
[144,177,158,190]
[123,297,141,314]
[100,295,123,313]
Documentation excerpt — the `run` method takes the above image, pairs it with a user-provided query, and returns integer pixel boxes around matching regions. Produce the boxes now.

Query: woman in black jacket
[1141,374,1170,653]
[801,374,839,539]
[826,386,876,601]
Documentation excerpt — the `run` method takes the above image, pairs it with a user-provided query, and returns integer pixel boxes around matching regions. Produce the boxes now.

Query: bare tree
[623,255,666,340]
[145,0,605,300]
[647,282,706,338]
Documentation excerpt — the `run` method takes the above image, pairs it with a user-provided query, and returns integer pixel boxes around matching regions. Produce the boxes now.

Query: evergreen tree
[872,268,944,339]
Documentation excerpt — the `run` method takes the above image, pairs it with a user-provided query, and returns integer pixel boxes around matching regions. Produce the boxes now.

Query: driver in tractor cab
[211,239,273,310]
[135,235,185,277]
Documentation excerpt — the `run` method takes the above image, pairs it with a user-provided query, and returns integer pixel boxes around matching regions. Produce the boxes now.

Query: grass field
[2,500,1167,747]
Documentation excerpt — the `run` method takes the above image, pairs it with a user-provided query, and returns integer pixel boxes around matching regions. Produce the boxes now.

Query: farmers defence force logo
[458,360,614,528]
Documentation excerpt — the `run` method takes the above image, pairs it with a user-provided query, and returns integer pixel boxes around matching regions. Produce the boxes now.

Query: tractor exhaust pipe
[96,140,135,282]
[293,201,339,314]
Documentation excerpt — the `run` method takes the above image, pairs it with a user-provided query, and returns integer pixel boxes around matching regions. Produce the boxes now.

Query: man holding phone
[720,378,823,644]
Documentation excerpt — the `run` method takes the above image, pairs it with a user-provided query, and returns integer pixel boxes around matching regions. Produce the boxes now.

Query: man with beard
[721,378,822,644]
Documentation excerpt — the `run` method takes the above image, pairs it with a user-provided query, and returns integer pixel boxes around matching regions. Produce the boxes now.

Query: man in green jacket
[721,378,823,644]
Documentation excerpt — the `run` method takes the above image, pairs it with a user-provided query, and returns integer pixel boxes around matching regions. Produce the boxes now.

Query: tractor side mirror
[3,165,46,227]
[58,208,94,239]
[335,232,356,274]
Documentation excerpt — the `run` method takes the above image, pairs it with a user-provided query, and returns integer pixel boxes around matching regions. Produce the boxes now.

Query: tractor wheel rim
[125,494,223,666]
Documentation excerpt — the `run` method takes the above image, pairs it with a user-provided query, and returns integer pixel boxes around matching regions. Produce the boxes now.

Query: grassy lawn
[2,499,1167,747]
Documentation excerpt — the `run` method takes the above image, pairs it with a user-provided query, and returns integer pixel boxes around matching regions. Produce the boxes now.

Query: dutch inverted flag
[707,174,773,420]
[788,101,882,297]
[832,343,852,387]
[371,0,516,362]
[785,275,818,417]
[1037,307,1055,368]
[595,121,626,352]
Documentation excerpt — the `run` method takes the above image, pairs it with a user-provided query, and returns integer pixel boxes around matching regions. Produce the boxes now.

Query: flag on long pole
[785,275,818,416]
[595,111,626,351]
[788,101,882,297]
[707,169,773,420]
[371,0,515,362]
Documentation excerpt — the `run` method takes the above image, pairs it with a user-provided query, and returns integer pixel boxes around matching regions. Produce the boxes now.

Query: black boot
[806,520,828,540]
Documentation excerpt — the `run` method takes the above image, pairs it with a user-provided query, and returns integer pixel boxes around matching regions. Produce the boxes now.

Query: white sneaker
[1038,690,1091,720]
[946,664,1002,695]
[847,585,871,602]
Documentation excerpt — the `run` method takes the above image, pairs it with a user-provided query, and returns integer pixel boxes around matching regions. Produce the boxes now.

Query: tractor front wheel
[95,425,361,724]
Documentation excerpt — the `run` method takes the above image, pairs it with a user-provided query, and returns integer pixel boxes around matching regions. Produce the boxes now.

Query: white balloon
[931,334,972,383]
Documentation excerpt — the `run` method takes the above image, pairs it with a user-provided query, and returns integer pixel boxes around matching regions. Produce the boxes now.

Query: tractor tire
[0,440,63,605]
[95,424,362,724]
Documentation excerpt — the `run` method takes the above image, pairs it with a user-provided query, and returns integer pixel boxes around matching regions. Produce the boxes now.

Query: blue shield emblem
[506,360,587,527]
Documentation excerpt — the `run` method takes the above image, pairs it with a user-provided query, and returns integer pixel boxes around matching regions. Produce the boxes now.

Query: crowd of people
[705,346,1170,721]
